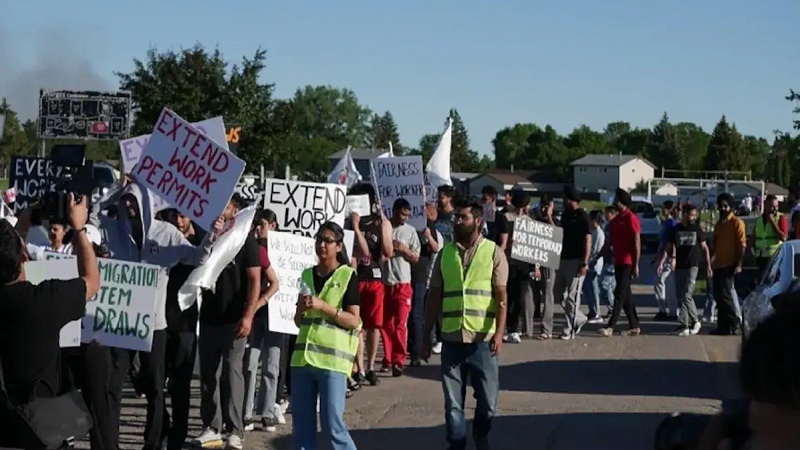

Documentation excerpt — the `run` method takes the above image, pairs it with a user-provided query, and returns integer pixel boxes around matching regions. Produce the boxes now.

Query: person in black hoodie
[160,208,204,450]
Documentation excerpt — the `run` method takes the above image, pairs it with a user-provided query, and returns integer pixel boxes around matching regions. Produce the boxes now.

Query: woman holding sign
[291,222,360,450]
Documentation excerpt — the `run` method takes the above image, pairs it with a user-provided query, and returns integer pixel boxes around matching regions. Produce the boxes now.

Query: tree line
[0,45,798,186]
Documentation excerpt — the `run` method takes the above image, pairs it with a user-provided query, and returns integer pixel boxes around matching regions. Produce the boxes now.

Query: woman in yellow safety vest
[291,221,361,450]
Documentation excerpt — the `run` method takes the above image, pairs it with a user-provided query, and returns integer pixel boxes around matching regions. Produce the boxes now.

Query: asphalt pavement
[77,257,743,450]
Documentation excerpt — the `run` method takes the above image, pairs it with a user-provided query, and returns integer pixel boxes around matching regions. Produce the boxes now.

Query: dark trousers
[505,265,531,333]
[139,329,169,450]
[756,257,771,280]
[108,347,131,449]
[408,281,428,361]
[713,266,740,332]
[279,334,297,399]
[608,265,640,329]
[164,330,197,450]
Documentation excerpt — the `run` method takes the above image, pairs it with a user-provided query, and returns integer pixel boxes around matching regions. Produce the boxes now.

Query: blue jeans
[291,366,356,450]
[583,270,601,318]
[441,341,499,450]
[598,266,616,314]
[408,281,428,361]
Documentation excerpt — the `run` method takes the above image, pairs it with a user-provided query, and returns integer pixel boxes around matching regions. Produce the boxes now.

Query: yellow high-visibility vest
[291,265,360,375]
[754,213,783,258]
[440,239,496,334]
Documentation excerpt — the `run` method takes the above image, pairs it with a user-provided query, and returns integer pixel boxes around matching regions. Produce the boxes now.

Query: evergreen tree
[367,111,402,153]
[646,112,685,174]
[703,116,749,172]
[449,108,480,171]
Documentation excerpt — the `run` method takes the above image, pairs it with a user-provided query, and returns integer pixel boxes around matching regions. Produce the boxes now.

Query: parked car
[630,197,661,252]
[740,240,800,343]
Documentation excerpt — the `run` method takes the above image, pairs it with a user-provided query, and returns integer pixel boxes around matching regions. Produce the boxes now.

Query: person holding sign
[90,181,222,450]
[291,221,361,450]
[0,194,100,450]
[422,201,509,450]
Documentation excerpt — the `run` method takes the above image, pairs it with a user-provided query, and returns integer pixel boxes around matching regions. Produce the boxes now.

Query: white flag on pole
[425,117,453,200]
[327,147,362,189]
[178,202,259,311]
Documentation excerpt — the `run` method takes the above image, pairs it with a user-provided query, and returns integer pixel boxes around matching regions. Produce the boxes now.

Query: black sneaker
[653,312,668,321]
[365,370,380,386]
[353,372,366,384]
[392,366,403,377]
[409,359,422,367]
[667,315,679,322]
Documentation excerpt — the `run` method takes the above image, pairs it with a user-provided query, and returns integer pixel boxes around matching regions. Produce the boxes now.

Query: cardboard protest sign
[510,216,564,270]
[372,155,426,230]
[44,251,76,261]
[263,179,346,237]
[345,194,370,216]
[235,182,261,203]
[267,232,316,335]
[134,108,246,231]
[482,203,497,222]
[86,258,161,351]
[8,156,64,212]
[119,116,228,174]
[24,259,81,348]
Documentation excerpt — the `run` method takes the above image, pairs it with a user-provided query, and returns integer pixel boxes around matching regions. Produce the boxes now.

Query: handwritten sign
[44,251,76,261]
[267,232,316,335]
[8,157,64,212]
[510,216,564,270]
[225,125,242,153]
[482,203,496,222]
[373,156,426,230]
[134,108,246,231]
[24,259,81,348]
[263,179,346,237]
[345,194,370,216]
[119,116,228,174]
[235,182,260,203]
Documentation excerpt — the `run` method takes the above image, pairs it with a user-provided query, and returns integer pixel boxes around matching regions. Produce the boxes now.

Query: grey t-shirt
[385,223,421,285]
[434,210,455,243]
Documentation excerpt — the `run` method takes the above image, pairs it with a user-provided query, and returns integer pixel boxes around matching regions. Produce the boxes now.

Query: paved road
[79,261,743,450]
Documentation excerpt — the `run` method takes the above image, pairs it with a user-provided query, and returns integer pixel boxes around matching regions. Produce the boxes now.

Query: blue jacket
[92,182,213,331]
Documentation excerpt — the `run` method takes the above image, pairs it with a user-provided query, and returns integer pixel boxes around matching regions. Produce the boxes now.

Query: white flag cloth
[327,148,362,188]
[178,202,259,311]
[426,118,453,191]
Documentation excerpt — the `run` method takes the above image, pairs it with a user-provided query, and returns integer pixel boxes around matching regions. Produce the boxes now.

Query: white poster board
[267,232,316,335]
[345,194,370,216]
[263,178,347,237]
[119,116,228,174]
[372,155,426,230]
[24,259,81,348]
[133,108,245,231]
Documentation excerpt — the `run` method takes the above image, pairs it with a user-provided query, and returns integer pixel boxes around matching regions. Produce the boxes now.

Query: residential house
[726,181,789,202]
[466,169,568,200]
[571,154,657,193]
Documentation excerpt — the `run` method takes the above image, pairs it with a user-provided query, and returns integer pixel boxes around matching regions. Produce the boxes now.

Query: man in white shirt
[382,198,421,377]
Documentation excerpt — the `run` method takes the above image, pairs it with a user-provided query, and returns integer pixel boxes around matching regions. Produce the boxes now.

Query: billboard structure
[37,89,131,140]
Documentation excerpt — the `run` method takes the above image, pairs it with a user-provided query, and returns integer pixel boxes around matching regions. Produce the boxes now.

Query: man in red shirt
[599,188,642,337]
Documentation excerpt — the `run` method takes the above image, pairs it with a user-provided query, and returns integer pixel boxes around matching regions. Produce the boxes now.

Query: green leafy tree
[406,134,440,166]
[448,108,480,171]
[646,113,685,174]
[703,115,749,172]
[525,125,570,178]
[116,44,273,170]
[563,124,609,161]
[674,122,711,172]
[367,111,402,154]
[787,89,800,130]
[492,123,537,169]
[743,135,772,180]
[0,99,33,161]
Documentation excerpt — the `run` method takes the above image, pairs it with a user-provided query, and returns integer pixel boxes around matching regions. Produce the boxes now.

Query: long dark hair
[315,221,350,266]
[254,208,279,231]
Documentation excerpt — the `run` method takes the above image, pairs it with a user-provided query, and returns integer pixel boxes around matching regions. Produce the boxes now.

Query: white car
[741,240,800,342]
[630,197,662,252]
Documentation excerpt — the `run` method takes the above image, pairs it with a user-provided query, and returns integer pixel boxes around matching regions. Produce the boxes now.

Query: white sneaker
[285,401,291,414]
[690,322,702,335]
[502,334,510,342]
[509,332,522,343]
[261,417,278,433]
[225,434,243,450]
[243,418,255,432]
[191,428,223,448]
[274,407,287,425]
[278,400,289,415]
[432,342,442,354]
[676,328,692,336]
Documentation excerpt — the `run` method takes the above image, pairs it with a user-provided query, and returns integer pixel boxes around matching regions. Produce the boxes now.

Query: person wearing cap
[599,188,642,337]
[553,186,591,340]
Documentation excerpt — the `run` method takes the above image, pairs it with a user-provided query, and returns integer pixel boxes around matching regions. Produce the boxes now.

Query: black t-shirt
[166,230,204,333]
[560,207,591,260]
[669,222,705,269]
[411,220,437,282]
[434,210,455,243]
[353,215,384,281]
[312,266,361,309]
[497,211,531,270]
[201,234,262,324]
[0,278,86,403]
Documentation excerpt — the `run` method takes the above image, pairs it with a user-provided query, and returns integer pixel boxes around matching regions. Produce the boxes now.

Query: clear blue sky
[1,0,798,155]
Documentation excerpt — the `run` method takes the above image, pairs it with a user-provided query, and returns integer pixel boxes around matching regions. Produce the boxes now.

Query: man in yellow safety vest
[750,194,788,277]
[423,201,509,450]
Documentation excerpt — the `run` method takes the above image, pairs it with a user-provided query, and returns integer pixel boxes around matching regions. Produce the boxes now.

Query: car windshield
[630,201,657,218]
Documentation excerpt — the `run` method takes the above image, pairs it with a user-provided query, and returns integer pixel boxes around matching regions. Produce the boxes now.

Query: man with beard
[554,186,591,340]
[92,182,223,450]
[750,194,788,278]
[423,201,508,450]
[710,193,747,335]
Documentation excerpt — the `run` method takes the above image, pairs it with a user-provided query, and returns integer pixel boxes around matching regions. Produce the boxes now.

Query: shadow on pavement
[273,411,669,450]
[405,359,736,400]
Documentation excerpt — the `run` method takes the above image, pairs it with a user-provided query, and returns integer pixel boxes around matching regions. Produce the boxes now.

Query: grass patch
[0,179,7,190]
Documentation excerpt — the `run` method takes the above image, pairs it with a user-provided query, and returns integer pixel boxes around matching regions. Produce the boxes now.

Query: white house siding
[572,158,655,193]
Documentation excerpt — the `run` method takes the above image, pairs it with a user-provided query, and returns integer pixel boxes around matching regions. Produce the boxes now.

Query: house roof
[476,172,531,186]
[571,154,657,169]
[451,172,480,181]
[743,182,789,196]
[329,148,389,160]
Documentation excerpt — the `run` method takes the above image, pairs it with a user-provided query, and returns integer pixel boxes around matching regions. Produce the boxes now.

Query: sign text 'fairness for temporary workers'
[135,108,245,230]
[373,155,426,230]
